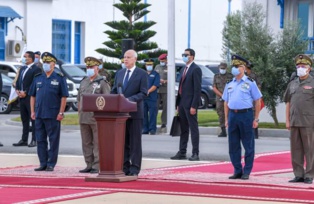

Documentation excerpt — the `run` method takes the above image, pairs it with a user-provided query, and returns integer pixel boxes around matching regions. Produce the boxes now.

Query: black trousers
[20,96,35,142]
[178,105,200,154]
[123,118,143,175]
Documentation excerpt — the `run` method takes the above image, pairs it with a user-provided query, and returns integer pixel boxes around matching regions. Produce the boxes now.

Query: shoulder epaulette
[226,79,232,84]
[34,72,42,77]
[247,77,254,82]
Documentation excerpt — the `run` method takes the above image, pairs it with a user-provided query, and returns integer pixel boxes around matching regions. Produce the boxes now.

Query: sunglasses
[182,54,190,57]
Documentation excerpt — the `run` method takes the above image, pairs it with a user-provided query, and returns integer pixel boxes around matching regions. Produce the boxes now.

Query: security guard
[29,52,69,172]
[155,53,168,131]
[213,62,233,137]
[284,54,314,184]
[78,57,111,174]
[34,51,43,70]
[245,62,262,139]
[222,54,262,180]
[143,59,160,135]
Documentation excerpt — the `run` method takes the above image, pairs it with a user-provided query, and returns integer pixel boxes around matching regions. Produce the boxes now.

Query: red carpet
[0,151,313,203]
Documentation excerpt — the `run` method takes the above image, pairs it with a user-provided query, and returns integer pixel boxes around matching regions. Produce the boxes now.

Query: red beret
[158,53,167,60]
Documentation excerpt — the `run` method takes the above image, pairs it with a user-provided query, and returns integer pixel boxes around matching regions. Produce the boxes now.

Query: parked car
[175,63,216,109]
[205,64,220,74]
[0,74,19,114]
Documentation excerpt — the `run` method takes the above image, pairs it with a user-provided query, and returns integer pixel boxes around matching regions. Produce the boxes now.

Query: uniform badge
[51,80,59,86]
[303,86,313,90]
[241,82,250,90]
[96,96,105,110]
[92,83,100,89]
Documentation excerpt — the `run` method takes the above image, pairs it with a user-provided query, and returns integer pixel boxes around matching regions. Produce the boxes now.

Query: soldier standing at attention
[29,52,69,172]
[155,53,168,132]
[222,54,262,180]
[77,57,111,174]
[245,62,262,139]
[213,62,233,137]
[284,54,314,184]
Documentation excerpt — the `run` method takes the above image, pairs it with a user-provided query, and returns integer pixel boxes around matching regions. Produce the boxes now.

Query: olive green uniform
[155,64,168,127]
[213,72,233,128]
[284,76,314,179]
[247,71,261,89]
[77,75,111,170]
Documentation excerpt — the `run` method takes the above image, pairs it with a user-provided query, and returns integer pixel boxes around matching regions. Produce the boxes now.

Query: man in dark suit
[0,72,3,146]
[111,49,148,176]
[13,51,42,147]
[171,48,202,161]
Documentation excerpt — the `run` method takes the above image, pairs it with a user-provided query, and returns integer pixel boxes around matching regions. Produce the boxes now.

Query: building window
[74,22,81,64]
[52,20,71,63]
[0,17,5,60]
[298,2,310,38]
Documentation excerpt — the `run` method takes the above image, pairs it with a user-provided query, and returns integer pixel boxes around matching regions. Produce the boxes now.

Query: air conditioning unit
[7,40,25,57]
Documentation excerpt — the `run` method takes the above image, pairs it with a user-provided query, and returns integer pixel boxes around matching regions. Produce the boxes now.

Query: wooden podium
[81,94,137,182]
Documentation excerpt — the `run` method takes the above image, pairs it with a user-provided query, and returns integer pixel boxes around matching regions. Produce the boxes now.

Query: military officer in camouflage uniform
[284,54,314,184]
[77,57,111,174]
[245,62,262,139]
[155,53,168,131]
[213,62,233,137]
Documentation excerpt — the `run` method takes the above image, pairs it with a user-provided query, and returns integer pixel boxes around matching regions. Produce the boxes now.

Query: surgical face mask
[21,57,26,64]
[98,64,103,69]
[182,56,189,63]
[160,62,166,66]
[86,68,95,77]
[146,65,153,71]
[220,69,226,75]
[231,66,240,76]
[43,63,51,73]
[34,58,39,63]
[121,63,126,69]
[297,67,308,77]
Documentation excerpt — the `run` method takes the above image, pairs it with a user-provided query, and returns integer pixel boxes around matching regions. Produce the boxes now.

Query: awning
[0,6,23,22]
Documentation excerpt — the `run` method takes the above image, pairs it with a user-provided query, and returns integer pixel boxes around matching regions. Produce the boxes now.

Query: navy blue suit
[175,62,202,155]
[16,64,42,142]
[111,67,148,175]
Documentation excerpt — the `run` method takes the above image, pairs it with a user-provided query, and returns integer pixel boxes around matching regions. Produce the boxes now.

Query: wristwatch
[59,112,64,116]
[254,119,259,122]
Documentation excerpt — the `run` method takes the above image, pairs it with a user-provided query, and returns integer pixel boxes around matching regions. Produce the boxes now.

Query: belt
[229,108,252,113]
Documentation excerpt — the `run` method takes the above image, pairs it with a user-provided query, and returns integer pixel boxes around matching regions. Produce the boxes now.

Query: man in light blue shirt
[222,54,262,180]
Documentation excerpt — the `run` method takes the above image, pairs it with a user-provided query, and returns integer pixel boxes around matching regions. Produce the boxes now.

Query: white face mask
[219,69,226,75]
[297,67,308,77]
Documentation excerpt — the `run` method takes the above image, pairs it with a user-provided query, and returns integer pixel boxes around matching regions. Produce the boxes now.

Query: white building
[0,0,242,64]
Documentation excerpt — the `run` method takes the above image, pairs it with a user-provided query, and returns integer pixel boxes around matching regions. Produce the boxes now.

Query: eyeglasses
[296,65,308,69]
[182,54,190,57]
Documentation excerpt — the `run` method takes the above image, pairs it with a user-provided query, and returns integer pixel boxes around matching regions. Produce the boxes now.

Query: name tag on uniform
[149,75,155,78]
[51,80,59,86]
[93,83,100,89]
[241,82,250,90]
[303,86,313,90]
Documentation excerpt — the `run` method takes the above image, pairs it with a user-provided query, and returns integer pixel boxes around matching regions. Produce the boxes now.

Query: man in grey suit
[111,49,148,176]
[171,48,202,161]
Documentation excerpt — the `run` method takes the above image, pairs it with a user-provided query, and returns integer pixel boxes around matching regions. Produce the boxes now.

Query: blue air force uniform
[222,54,262,178]
[29,52,69,169]
[143,59,160,134]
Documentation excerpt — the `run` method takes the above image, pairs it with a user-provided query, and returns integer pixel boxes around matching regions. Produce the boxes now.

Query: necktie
[123,70,131,90]
[19,66,26,91]
[179,66,188,95]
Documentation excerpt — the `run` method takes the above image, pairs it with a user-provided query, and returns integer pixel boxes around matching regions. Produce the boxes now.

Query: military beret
[295,54,312,66]
[84,56,102,66]
[144,58,154,65]
[158,53,167,60]
[231,54,249,66]
[218,62,227,69]
[34,51,41,56]
[41,52,57,63]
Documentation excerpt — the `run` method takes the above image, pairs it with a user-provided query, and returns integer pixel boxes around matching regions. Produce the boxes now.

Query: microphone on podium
[118,83,123,94]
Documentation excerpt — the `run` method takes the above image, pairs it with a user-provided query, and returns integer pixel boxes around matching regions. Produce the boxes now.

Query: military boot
[218,127,227,137]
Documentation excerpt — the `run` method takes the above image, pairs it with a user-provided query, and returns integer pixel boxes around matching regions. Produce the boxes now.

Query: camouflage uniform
[77,75,111,171]
[213,72,233,136]
[155,64,168,128]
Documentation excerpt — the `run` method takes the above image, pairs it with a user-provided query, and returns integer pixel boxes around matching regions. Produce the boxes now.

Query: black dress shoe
[0,142,3,147]
[229,173,243,179]
[90,168,99,174]
[79,167,92,173]
[161,124,166,128]
[13,140,28,146]
[28,140,36,147]
[241,174,250,180]
[142,132,149,134]
[188,154,200,161]
[127,172,138,176]
[46,166,54,171]
[150,132,156,135]
[170,151,187,160]
[289,177,304,183]
[304,177,313,184]
[34,166,47,171]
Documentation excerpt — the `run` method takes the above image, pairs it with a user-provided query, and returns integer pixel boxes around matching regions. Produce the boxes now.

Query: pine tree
[96,0,166,62]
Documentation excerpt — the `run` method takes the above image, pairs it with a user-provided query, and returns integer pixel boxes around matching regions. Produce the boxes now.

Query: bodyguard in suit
[171,48,202,161]
[111,49,148,176]
[13,51,42,147]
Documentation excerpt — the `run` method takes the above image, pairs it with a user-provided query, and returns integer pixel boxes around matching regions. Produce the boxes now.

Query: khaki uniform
[77,75,111,170]
[284,76,314,178]
[155,64,168,126]
[247,71,261,89]
[213,72,233,127]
